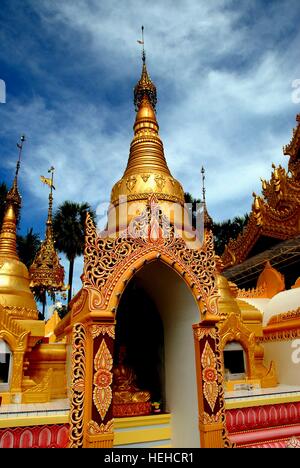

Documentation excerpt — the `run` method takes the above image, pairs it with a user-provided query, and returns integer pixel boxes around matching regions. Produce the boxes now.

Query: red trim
[0,424,69,448]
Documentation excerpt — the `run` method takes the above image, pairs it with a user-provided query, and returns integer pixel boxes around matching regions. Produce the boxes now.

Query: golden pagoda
[0,136,37,319]
[29,167,65,304]
[107,49,196,244]
[0,139,67,406]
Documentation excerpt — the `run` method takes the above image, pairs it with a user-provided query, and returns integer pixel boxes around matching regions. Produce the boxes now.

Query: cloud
[1,0,300,298]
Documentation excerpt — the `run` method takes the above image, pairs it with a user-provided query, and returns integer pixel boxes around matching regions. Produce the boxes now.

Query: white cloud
[1,0,300,297]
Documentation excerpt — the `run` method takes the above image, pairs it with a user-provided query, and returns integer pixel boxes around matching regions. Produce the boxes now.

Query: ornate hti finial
[201,166,206,203]
[6,135,25,211]
[134,26,157,111]
[201,166,213,230]
[0,135,26,259]
[29,167,64,293]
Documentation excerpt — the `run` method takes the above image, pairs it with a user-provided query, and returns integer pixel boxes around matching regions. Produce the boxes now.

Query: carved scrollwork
[69,323,86,448]
[83,197,219,317]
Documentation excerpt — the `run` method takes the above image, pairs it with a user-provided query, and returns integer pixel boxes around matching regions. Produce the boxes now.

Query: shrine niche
[218,313,277,391]
[113,279,163,418]
[65,199,231,448]
[61,51,232,449]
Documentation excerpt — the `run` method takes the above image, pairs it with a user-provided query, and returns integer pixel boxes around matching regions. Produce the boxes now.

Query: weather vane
[201,166,206,203]
[15,134,26,178]
[137,25,146,63]
[40,166,55,195]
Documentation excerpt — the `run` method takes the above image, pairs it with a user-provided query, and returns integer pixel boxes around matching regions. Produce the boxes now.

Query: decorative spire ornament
[0,135,38,318]
[29,167,65,318]
[201,166,213,230]
[134,26,157,111]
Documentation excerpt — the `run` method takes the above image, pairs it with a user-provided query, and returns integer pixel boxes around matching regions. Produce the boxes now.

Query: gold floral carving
[194,327,217,341]
[69,323,86,448]
[237,285,266,298]
[200,409,223,425]
[89,324,115,340]
[259,328,300,342]
[126,176,137,192]
[195,323,233,447]
[87,419,113,435]
[154,174,165,190]
[218,313,256,379]
[111,192,184,206]
[267,307,300,324]
[83,197,219,317]
[93,339,113,420]
[141,173,150,183]
[71,288,88,318]
[259,307,300,342]
[201,341,218,412]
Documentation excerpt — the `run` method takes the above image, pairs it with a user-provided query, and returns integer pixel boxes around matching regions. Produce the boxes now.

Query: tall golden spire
[201,166,213,230]
[0,136,37,317]
[29,167,64,294]
[110,33,184,208]
[0,135,25,260]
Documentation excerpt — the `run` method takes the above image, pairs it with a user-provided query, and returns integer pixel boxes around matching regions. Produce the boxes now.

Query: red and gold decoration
[93,339,113,420]
[193,324,232,448]
[62,47,230,449]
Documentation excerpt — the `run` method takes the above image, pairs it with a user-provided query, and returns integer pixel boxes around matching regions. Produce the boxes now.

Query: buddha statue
[113,346,151,417]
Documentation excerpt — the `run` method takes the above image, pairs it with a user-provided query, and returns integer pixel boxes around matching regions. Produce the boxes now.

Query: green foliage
[53,201,96,303]
[16,228,41,268]
[184,191,249,256]
[213,215,249,256]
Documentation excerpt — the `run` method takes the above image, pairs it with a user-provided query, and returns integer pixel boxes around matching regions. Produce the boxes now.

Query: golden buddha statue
[113,346,151,417]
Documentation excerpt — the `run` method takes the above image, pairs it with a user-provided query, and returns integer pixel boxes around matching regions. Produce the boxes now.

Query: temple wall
[263,340,300,386]
[136,261,200,448]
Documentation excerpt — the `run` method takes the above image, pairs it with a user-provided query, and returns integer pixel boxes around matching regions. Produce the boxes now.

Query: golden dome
[0,197,38,318]
[110,62,184,208]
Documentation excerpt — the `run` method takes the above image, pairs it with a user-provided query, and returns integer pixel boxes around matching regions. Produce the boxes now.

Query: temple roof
[221,115,300,270]
[223,235,300,289]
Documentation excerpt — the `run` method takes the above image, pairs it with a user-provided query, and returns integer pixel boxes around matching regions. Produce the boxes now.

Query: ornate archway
[66,199,231,448]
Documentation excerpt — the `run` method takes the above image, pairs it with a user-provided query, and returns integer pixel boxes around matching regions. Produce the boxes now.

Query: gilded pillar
[68,321,115,448]
[193,323,232,448]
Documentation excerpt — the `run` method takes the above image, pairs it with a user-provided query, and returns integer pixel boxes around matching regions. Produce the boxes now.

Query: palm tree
[53,201,96,304]
[17,228,41,268]
[213,214,249,256]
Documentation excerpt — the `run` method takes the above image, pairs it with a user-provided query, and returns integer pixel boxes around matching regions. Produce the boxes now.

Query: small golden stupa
[0,136,38,319]
[29,167,65,299]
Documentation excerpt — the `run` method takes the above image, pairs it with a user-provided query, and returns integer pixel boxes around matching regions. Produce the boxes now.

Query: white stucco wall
[263,289,300,325]
[263,339,300,386]
[136,261,201,448]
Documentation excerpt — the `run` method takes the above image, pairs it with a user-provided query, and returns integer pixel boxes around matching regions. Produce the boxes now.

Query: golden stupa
[107,51,193,238]
[0,138,37,319]
[29,167,65,295]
